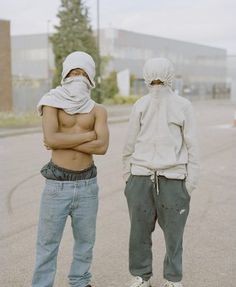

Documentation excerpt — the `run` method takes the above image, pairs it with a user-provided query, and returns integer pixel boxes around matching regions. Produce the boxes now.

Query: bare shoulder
[42,106,60,133]
[42,105,58,115]
[93,104,108,119]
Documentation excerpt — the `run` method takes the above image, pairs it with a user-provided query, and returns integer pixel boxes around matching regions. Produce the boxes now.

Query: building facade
[11,34,54,111]
[10,28,228,111]
[100,29,228,98]
[227,55,236,103]
[0,19,12,111]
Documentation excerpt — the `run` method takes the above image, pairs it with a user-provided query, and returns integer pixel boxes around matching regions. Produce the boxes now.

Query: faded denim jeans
[32,177,99,287]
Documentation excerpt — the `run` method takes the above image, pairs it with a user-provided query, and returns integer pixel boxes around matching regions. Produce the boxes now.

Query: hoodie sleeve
[122,104,141,182]
[182,101,200,195]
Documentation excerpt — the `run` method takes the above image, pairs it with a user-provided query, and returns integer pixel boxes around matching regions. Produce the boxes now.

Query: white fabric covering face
[37,76,95,115]
[37,51,96,116]
[61,51,96,87]
[143,57,175,88]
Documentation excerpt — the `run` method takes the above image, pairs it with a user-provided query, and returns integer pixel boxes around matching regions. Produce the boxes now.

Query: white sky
[0,0,235,54]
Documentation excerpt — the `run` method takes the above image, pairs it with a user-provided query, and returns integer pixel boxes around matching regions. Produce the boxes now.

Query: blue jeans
[32,177,99,287]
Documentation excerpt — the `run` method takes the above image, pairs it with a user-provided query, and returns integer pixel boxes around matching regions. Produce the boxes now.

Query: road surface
[0,100,236,287]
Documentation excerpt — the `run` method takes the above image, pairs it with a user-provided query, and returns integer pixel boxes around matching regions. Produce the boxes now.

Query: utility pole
[96,0,101,103]
[47,20,51,90]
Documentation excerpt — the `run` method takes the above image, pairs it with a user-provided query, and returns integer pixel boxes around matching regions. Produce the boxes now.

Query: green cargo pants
[124,175,190,282]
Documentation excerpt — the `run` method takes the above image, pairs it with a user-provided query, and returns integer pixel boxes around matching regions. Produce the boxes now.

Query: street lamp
[96,0,101,103]
[47,20,51,90]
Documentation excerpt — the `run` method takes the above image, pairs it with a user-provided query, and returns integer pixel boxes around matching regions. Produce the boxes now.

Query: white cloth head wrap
[143,57,175,87]
[37,51,96,116]
[62,51,96,87]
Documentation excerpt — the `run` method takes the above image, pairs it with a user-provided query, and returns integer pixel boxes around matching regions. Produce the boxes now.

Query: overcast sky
[0,0,235,54]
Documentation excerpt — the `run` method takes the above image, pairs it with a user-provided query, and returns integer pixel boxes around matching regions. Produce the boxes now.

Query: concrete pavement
[0,99,236,287]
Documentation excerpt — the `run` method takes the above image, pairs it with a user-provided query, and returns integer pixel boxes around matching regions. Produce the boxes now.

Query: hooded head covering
[143,57,175,88]
[37,51,96,116]
[61,51,96,87]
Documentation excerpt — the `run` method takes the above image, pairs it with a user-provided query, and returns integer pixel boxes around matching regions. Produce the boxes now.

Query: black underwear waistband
[40,160,97,181]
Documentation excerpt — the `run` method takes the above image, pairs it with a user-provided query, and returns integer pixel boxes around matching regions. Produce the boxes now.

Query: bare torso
[52,108,96,171]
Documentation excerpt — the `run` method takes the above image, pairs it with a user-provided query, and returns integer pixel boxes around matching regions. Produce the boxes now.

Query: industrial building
[10,28,228,111]
[99,29,228,98]
[0,19,12,111]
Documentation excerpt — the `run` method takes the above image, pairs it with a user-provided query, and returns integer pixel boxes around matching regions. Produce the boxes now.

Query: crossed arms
[42,106,109,155]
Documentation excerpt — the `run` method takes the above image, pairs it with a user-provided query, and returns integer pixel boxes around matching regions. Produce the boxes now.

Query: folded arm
[42,106,96,149]
[72,105,109,155]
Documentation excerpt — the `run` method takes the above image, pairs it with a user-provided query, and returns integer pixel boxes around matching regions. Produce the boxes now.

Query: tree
[50,0,97,88]
[101,71,119,100]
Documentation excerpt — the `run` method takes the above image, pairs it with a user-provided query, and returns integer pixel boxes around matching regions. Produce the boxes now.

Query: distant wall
[227,56,236,103]
[0,20,12,111]
[12,77,49,112]
[10,30,230,112]
[100,28,229,99]
[11,33,53,112]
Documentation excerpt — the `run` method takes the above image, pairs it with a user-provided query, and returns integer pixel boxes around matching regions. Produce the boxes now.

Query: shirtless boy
[32,51,109,287]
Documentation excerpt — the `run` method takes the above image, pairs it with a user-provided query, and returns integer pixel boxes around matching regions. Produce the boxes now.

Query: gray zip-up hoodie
[122,58,199,195]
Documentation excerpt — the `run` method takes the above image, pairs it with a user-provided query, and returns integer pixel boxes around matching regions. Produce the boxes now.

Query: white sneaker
[128,276,151,287]
[162,280,183,287]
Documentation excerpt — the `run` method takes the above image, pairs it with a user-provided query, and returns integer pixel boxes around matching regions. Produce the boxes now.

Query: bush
[104,94,140,105]
[100,71,119,100]
[0,112,40,128]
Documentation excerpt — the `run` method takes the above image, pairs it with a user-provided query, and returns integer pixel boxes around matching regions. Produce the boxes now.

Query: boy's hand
[87,130,97,141]
[44,139,52,150]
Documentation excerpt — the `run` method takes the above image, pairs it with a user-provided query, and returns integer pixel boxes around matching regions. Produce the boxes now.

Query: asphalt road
[0,100,236,287]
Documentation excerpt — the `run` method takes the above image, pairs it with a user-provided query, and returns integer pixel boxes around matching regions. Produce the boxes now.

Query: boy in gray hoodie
[123,58,199,287]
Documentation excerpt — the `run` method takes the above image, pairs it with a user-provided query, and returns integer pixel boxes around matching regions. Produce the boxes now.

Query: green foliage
[0,112,40,128]
[104,94,140,105]
[91,86,101,103]
[50,0,97,87]
[130,73,136,87]
[100,55,112,75]
[91,56,113,103]
[100,71,119,100]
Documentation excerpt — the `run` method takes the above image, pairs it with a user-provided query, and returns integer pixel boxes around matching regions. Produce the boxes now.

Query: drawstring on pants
[150,170,160,195]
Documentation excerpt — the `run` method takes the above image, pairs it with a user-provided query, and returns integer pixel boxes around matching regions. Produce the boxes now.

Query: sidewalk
[1,98,236,287]
[0,105,132,138]
[1,99,235,138]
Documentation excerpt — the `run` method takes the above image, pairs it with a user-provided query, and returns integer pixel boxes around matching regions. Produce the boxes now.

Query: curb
[0,116,129,138]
